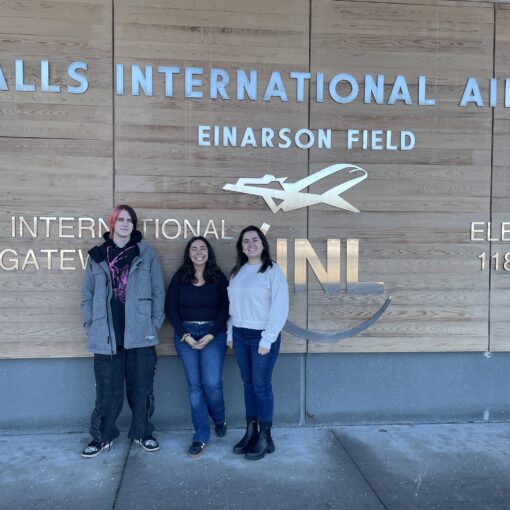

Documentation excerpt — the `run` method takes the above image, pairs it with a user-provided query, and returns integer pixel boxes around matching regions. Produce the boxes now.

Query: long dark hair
[230,225,273,278]
[179,236,221,284]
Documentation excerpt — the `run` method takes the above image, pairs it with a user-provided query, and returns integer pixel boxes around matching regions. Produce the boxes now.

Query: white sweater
[227,262,289,349]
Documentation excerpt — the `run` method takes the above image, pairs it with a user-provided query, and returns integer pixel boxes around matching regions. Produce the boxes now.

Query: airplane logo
[222,163,367,214]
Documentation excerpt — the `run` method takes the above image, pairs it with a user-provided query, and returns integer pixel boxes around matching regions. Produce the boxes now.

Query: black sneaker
[134,435,160,452]
[214,422,227,437]
[188,441,206,458]
[81,440,113,458]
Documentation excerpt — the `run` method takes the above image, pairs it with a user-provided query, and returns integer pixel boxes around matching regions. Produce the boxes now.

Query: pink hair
[107,207,124,238]
[106,204,137,238]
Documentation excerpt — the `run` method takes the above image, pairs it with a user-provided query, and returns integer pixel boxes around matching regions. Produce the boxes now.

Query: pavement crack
[330,429,389,510]
[112,439,132,509]
[413,459,431,497]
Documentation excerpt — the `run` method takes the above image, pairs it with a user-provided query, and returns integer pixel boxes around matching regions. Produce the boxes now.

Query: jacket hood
[88,229,143,263]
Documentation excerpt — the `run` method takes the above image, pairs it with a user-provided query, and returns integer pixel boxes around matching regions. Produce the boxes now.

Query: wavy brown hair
[230,225,273,278]
[179,236,222,284]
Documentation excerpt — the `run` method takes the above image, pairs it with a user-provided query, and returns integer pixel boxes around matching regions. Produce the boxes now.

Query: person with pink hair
[80,205,165,458]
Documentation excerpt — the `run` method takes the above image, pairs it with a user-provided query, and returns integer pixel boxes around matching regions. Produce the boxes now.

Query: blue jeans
[174,321,227,444]
[233,326,281,423]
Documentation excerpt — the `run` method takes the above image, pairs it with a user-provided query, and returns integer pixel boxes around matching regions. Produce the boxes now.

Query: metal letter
[346,239,384,294]
[185,67,204,98]
[278,128,291,148]
[78,217,96,239]
[19,217,37,238]
[329,73,358,104]
[132,65,153,96]
[161,219,181,239]
[15,60,35,92]
[263,71,288,102]
[294,239,340,294]
[78,249,89,270]
[276,239,288,279]
[236,69,257,100]
[40,249,58,270]
[59,249,76,270]
[386,130,397,150]
[295,128,315,149]
[240,127,257,148]
[157,66,180,97]
[223,126,237,147]
[460,77,483,107]
[470,222,485,241]
[198,125,211,146]
[210,68,230,100]
[364,74,384,104]
[289,71,311,102]
[418,76,435,106]
[41,61,60,93]
[203,220,219,239]
[0,249,19,271]
[68,62,88,94]
[22,249,40,271]
[39,217,57,237]
[401,131,415,151]
[261,127,274,148]
[116,64,124,95]
[388,75,412,105]
[502,223,510,242]
[184,219,199,239]
[316,72,324,102]
[58,217,75,238]
[371,130,383,150]
[98,218,108,237]
[317,129,332,149]
[0,64,8,91]
[347,130,359,149]
[490,78,497,108]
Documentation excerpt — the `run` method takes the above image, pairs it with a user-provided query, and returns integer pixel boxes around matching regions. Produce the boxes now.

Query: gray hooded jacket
[81,235,165,355]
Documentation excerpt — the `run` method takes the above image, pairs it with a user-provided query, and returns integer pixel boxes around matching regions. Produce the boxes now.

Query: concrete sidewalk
[1,423,509,510]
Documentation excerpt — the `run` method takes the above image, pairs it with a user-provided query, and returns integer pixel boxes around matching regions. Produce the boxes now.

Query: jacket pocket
[88,317,109,348]
[137,298,152,315]
[92,306,106,321]
[136,298,155,340]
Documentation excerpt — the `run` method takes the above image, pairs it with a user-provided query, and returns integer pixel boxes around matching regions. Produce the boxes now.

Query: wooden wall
[0,0,508,358]
[0,0,113,358]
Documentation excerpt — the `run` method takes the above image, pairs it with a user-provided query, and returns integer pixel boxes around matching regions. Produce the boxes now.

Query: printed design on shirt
[107,245,136,303]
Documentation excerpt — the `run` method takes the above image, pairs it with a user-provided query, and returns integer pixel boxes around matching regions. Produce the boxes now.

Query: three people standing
[81,209,288,461]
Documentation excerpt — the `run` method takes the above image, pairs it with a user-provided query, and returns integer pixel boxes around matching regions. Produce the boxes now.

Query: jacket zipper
[102,266,114,359]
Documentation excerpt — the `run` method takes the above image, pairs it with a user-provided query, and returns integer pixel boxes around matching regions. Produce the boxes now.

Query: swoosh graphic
[283,296,392,342]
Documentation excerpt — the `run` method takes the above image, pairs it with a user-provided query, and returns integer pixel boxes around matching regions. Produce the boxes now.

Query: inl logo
[262,226,391,343]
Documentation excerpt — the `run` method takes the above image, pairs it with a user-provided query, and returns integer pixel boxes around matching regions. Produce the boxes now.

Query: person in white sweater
[227,225,289,460]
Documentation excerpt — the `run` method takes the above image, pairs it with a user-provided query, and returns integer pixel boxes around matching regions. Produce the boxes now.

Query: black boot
[233,417,258,454]
[245,422,275,460]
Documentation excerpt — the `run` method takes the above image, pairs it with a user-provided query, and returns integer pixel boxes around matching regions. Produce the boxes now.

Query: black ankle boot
[233,418,258,454]
[245,422,275,460]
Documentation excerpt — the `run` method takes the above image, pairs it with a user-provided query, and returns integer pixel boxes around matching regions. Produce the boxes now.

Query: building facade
[1,0,510,429]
